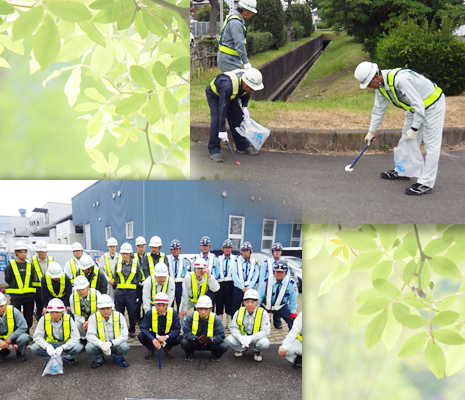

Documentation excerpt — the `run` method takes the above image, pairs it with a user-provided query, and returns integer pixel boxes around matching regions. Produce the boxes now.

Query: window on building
[229,215,245,250]
[105,226,111,241]
[85,223,91,250]
[126,221,134,239]
[63,238,68,245]
[291,223,302,247]
[262,218,277,251]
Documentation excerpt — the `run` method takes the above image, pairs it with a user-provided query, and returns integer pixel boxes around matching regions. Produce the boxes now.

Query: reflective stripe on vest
[69,258,78,283]
[151,275,169,306]
[104,253,117,282]
[116,258,138,289]
[210,69,245,99]
[192,311,215,337]
[147,253,166,276]
[6,260,36,294]
[237,306,264,335]
[73,288,97,317]
[378,68,443,112]
[297,333,302,342]
[45,313,71,343]
[96,311,120,341]
[265,275,291,311]
[0,305,15,339]
[32,255,53,286]
[189,272,208,303]
[151,306,173,334]
[218,14,247,57]
[45,272,66,298]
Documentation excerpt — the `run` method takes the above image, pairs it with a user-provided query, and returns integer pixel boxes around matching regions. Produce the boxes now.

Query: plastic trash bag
[236,118,270,151]
[42,355,64,376]
[393,135,424,177]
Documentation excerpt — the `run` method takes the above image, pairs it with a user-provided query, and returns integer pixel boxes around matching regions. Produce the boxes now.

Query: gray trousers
[31,341,84,361]
[225,334,270,353]
[280,338,302,363]
[217,52,243,73]
[9,333,30,355]
[85,342,129,363]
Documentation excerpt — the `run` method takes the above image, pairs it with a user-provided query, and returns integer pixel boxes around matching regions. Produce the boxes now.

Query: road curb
[190,123,465,151]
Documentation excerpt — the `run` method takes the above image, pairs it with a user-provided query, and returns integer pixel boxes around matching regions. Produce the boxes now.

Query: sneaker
[119,358,129,368]
[234,351,243,357]
[210,153,224,163]
[16,351,27,362]
[405,183,432,196]
[145,350,155,360]
[380,170,410,180]
[66,358,78,366]
[292,355,302,369]
[211,357,221,362]
[0,349,11,363]
[184,355,194,362]
[91,361,103,369]
[163,347,174,359]
[253,351,262,362]
[237,147,259,155]
[274,325,283,330]
[129,332,136,338]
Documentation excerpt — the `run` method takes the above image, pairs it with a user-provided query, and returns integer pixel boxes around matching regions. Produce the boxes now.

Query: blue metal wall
[72,181,301,254]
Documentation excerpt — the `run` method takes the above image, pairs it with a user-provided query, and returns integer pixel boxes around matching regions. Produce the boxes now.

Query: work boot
[184,354,194,362]
[91,361,103,369]
[380,170,410,180]
[16,350,27,362]
[129,332,136,338]
[0,348,11,363]
[234,351,243,357]
[292,355,302,369]
[211,357,221,362]
[253,351,262,362]
[274,325,283,330]
[145,349,155,360]
[119,358,129,367]
[405,183,432,195]
[210,153,224,163]
[237,147,259,155]
[163,347,174,359]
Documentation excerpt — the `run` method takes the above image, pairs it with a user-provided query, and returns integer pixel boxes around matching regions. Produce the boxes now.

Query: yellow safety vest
[73,288,97,317]
[378,68,443,112]
[45,272,66,298]
[116,258,138,289]
[189,272,208,303]
[297,333,302,342]
[104,253,118,282]
[31,255,53,287]
[210,69,245,100]
[151,306,173,334]
[45,313,71,343]
[151,275,169,306]
[218,14,247,57]
[69,258,78,284]
[80,266,100,290]
[237,306,264,335]
[147,252,166,276]
[192,311,215,337]
[6,260,36,294]
[0,305,15,339]
[96,311,120,341]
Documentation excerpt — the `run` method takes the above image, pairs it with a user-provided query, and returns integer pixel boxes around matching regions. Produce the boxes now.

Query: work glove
[218,131,228,142]
[53,346,64,357]
[206,337,213,343]
[100,341,112,356]
[46,345,55,357]
[197,335,207,345]
[243,63,252,70]
[290,313,298,321]
[240,336,251,348]
[242,107,250,121]
[405,128,418,141]
[364,131,375,146]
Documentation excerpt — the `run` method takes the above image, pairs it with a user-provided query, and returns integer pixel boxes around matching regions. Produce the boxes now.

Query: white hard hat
[34,240,48,252]
[154,292,170,304]
[193,258,207,269]
[196,295,213,308]
[242,68,264,91]
[97,294,114,308]
[79,254,95,270]
[154,262,168,276]
[74,275,90,290]
[71,242,84,251]
[0,292,7,306]
[354,61,378,89]
[149,236,163,247]
[107,237,118,247]
[243,289,259,300]
[47,298,65,312]
[136,236,146,246]
[238,0,257,13]
[47,262,63,279]
[120,243,133,253]
[14,241,28,251]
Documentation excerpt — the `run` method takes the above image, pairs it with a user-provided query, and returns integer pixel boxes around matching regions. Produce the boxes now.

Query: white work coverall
[279,312,302,364]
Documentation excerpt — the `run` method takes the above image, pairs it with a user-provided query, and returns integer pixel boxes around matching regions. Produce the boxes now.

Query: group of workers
[1,235,302,371]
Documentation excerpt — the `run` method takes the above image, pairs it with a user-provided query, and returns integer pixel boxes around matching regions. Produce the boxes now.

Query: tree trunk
[210,0,219,37]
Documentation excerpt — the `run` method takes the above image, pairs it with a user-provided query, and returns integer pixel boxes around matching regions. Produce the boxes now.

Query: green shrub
[250,0,285,49]
[290,21,305,41]
[196,38,219,53]
[285,4,313,37]
[246,31,274,55]
[195,2,230,22]
[315,20,331,30]
[376,20,465,96]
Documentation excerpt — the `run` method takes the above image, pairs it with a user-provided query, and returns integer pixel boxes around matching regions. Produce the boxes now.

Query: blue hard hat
[222,239,233,248]
[170,239,181,249]
[273,259,288,272]
[271,242,283,251]
[240,241,253,251]
[200,236,211,246]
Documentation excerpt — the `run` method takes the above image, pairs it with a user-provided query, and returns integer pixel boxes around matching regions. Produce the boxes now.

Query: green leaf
[0,34,25,55]
[93,7,114,24]
[163,90,178,114]
[168,56,189,72]
[403,297,429,309]
[373,279,401,299]
[157,42,188,58]
[133,10,148,39]
[115,93,148,115]
[12,5,44,41]
[172,115,189,141]
[87,148,107,165]
[146,94,161,125]
[392,242,410,260]
[58,20,75,42]
[64,66,81,107]
[399,314,427,329]
[90,38,113,81]
[78,21,106,47]
[87,111,103,137]
[85,87,107,103]
[445,243,465,266]
[117,8,134,31]
[424,236,454,257]
[158,133,171,148]
[351,250,383,270]
[130,65,155,90]
[336,230,378,250]
[381,307,402,351]
[458,296,465,321]
[91,163,109,174]
[318,263,350,297]
[116,165,131,178]
[356,288,388,303]
[432,311,459,326]
[425,338,445,379]
[33,15,60,71]
[437,296,457,312]
[0,56,10,68]
[116,131,128,147]
[402,259,417,284]
[55,34,94,63]
[365,309,388,350]
[398,332,427,358]
[443,225,465,242]
[434,329,465,345]
[74,102,101,112]
[360,224,377,238]
[0,0,15,15]
[375,224,397,250]
[172,148,187,161]
[403,231,418,257]
[89,0,115,10]
[161,163,187,180]
[428,257,461,279]
[350,310,375,327]
[120,36,139,63]
[108,152,119,172]
[358,298,391,315]
[48,1,93,22]
[152,61,167,87]
[392,302,410,322]
[446,344,465,377]
[142,12,167,37]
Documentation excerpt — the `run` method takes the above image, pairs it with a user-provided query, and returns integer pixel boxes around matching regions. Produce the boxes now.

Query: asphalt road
[191,143,465,224]
[3,345,301,400]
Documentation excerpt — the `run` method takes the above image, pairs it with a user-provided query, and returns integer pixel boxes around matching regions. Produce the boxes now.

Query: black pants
[35,288,44,322]
[10,295,35,330]
[206,87,250,155]
[271,304,293,330]
[114,289,138,333]
[215,281,234,317]
[232,287,245,315]
[181,338,229,359]
[174,282,182,311]
[138,331,182,350]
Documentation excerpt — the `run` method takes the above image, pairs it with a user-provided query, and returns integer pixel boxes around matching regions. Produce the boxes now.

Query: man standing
[99,237,119,299]
[64,242,84,284]
[134,236,147,323]
[216,239,236,326]
[0,292,30,362]
[217,0,257,72]
[206,68,264,162]
[5,241,39,331]
[85,294,130,368]
[225,289,270,362]
[78,254,108,295]
[32,240,53,322]
[181,296,229,362]
[41,261,73,314]
[166,239,189,311]
[278,312,302,369]
[142,236,166,279]
[259,242,289,284]
[138,292,182,360]
[142,263,175,312]
[232,241,259,314]
[354,61,445,195]
[197,236,219,308]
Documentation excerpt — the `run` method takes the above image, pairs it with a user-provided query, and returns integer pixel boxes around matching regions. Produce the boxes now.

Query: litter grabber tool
[345,144,369,172]
[110,354,128,368]
[197,343,207,370]
[225,140,240,165]
[158,349,162,370]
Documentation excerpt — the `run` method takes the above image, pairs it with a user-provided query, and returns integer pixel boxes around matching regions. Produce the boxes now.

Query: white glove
[46,344,55,357]
[405,128,418,141]
[53,346,63,357]
[364,131,375,146]
[243,63,252,69]
[218,131,228,142]
[100,341,112,356]
[242,107,250,121]
[240,336,251,348]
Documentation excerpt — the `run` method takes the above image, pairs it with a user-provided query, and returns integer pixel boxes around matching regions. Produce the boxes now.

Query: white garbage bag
[235,118,270,151]
[394,135,424,177]
[42,355,64,376]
